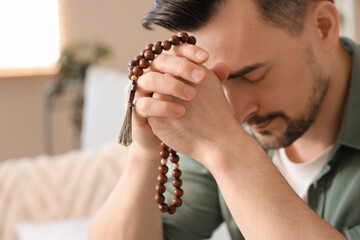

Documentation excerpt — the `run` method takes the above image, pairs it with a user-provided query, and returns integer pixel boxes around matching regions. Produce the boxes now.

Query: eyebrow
[228,63,266,80]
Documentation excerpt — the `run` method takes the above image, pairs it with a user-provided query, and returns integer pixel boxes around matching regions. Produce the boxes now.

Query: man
[89,0,360,239]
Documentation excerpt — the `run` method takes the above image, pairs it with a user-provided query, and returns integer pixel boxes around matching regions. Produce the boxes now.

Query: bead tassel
[118,102,134,146]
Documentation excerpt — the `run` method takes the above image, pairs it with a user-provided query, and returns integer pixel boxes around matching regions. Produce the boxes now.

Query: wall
[0,0,359,161]
[0,0,171,161]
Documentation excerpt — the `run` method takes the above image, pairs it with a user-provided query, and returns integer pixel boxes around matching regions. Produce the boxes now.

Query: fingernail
[174,106,186,115]
[192,68,205,82]
[183,86,196,99]
[196,50,208,60]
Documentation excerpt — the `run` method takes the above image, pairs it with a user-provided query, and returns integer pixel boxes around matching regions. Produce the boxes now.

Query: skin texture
[89,0,352,239]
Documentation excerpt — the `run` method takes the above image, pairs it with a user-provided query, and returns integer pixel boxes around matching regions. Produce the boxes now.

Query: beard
[247,44,330,150]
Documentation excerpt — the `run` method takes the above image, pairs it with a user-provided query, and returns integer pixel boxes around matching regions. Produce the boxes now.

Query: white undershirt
[272,146,333,203]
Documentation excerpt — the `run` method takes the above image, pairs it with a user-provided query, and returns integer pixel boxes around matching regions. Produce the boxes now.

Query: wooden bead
[155,193,165,204]
[132,66,143,76]
[168,204,176,214]
[144,50,155,60]
[178,32,189,43]
[129,60,138,67]
[159,204,168,213]
[187,36,196,45]
[152,44,162,55]
[128,66,134,72]
[172,198,182,207]
[140,49,147,56]
[161,142,169,149]
[128,71,134,80]
[170,154,179,163]
[172,169,182,178]
[172,178,182,187]
[145,43,154,50]
[173,163,179,169]
[130,75,138,81]
[174,188,183,197]
[161,40,171,50]
[134,55,143,61]
[170,149,177,154]
[170,35,181,46]
[158,165,168,174]
[139,59,149,69]
[157,174,168,184]
[160,150,170,159]
[156,184,166,194]
[161,159,167,165]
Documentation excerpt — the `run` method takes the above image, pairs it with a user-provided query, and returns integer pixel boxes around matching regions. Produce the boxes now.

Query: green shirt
[162,38,360,240]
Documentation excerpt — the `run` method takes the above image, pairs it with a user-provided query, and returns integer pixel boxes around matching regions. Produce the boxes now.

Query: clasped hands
[127,43,238,163]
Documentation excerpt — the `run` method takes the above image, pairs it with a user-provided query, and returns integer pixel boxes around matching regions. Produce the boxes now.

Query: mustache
[246,111,288,125]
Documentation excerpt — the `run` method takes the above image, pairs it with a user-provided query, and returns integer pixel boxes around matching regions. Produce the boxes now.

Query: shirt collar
[336,38,360,150]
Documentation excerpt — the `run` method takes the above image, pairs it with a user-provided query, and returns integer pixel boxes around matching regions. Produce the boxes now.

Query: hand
[127,43,210,158]
[132,43,240,163]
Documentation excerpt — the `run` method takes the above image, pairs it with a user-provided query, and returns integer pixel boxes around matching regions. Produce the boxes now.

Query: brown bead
[161,40,171,50]
[128,71,134,80]
[152,44,162,55]
[140,49,147,56]
[172,178,182,187]
[172,198,182,207]
[156,184,166,194]
[134,55,143,61]
[155,193,165,204]
[157,174,168,184]
[129,60,138,67]
[174,188,183,197]
[161,142,169,149]
[139,59,149,69]
[172,169,182,178]
[128,66,134,72]
[132,66,143,76]
[131,75,138,81]
[160,150,170,159]
[168,204,176,214]
[178,32,189,43]
[187,36,196,45]
[170,149,177,154]
[169,154,179,163]
[170,35,180,46]
[158,165,169,174]
[159,204,168,213]
[144,50,155,60]
[145,43,154,50]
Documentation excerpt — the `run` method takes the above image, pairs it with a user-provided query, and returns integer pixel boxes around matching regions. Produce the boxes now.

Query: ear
[310,1,340,51]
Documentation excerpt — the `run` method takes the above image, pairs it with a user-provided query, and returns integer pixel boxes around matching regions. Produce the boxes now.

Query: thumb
[209,62,230,82]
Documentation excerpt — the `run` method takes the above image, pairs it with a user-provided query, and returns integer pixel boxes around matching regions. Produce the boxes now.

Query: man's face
[193,0,330,149]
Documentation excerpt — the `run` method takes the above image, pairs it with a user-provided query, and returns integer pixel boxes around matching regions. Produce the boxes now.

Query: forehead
[191,0,294,70]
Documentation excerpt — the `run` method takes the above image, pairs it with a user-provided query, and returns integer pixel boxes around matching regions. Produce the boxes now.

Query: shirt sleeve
[162,154,223,240]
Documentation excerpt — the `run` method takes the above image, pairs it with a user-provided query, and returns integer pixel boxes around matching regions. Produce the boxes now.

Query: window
[0,0,60,71]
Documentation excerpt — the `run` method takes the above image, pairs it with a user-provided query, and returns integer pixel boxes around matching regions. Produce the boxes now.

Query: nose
[223,85,259,124]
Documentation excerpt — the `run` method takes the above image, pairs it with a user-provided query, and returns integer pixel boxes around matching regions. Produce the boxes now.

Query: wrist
[128,141,161,169]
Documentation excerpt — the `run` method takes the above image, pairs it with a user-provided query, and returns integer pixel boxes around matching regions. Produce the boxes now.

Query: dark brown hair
[143,0,334,35]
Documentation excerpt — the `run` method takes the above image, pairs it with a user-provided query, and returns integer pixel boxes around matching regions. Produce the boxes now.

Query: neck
[285,42,353,163]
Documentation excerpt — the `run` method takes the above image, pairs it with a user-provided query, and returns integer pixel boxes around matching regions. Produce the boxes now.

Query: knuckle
[176,57,191,74]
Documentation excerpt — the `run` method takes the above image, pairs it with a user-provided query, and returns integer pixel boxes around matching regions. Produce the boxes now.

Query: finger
[134,97,186,118]
[167,44,209,64]
[138,72,196,101]
[150,54,206,84]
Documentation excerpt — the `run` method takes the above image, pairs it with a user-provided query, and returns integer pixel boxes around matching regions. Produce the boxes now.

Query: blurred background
[0,0,358,240]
